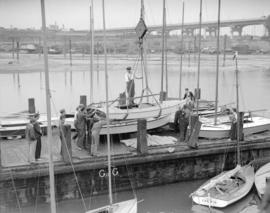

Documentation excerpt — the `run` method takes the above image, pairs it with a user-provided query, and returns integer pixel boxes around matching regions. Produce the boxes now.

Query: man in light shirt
[125,66,135,106]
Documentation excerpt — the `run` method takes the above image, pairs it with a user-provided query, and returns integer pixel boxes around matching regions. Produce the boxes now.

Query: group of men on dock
[71,104,106,155]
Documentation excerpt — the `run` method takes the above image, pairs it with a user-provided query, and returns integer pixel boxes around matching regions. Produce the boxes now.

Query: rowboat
[191,165,254,208]
[199,116,270,139]
[255,162,270,198]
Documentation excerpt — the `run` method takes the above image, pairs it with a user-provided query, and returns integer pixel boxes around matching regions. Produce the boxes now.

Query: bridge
[57,16,270,37]
[94,16,270,36]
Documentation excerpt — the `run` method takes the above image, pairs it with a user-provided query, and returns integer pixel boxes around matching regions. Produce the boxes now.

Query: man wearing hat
[33,113,42,160]
[125,66,135,106]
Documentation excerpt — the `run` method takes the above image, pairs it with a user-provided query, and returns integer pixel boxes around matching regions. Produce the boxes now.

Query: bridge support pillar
[205,27,217,37]
[231,25,243,36]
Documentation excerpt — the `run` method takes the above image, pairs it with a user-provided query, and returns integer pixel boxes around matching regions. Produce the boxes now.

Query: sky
[0,0,269,30]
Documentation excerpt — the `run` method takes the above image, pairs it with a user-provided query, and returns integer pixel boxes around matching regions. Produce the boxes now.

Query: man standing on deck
[33,113,42,161]
[183,88,194,101]
[125,66,135,106]
[91,111,106,156]
[25,115,37,163]
[76,105,87,150]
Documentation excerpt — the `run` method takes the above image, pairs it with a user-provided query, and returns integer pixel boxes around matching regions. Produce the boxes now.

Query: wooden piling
[223,34,227,67]
[11,38,15,59]
[159,91,167,102]
[60,124,72,163]
[239,111,244,141]
[69,39,72,66]
[16,41,19,61]
[28,98,36,114]
[194,88,201,100]
[187,114,201,148]
[63,37,67,58]
[179,112,188,142]
[137,119,148,154]
[80,95,87,106]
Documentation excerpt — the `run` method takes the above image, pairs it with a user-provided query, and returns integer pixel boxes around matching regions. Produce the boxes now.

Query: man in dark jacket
[33,113,42,160]
[76,106,87,149]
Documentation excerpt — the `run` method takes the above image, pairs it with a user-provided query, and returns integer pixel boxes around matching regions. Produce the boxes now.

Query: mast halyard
[90,0,94,103]
[196,0,203,114]
[179,0,185,99]
[40,0,56,213]
[101,0,113,206]
[214,0,221,125]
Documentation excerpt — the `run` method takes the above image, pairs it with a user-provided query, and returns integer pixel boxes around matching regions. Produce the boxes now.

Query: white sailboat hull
[255,162,270,199]
[98,100,184,120]
[199,116,270,139]
[66,115,170,135]
[191,165,254,208]
[86,198,137,213]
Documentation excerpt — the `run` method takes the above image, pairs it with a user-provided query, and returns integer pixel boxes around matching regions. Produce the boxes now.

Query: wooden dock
[1,127,270,207]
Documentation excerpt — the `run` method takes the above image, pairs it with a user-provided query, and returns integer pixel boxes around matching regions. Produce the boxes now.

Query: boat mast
[90,0,94,103]
[140,0,150,102]
[235,51,240,165]
[196,0,203,114]
[40,0,56,213]
[214,0,221,125]
[102,0,113,206]
[179,0,185,99]
[160,0,166,100]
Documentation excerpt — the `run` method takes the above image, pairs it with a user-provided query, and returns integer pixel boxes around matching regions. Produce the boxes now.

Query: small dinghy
[255,162,270,199]
[191,165,254,208]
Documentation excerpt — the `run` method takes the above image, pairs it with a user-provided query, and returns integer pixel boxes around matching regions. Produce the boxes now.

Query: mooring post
[28,98,36,114]
[80,95,87,106]
[69,39,72,66]
[60,124,72,163]
[12,37,15,59]
[137,119,148,154]
[159,91,167,102]
[178,111,187,142]
[239,111,244,141]
[187,114,201,148]
[194,88,201,100]
[16,41,20,62]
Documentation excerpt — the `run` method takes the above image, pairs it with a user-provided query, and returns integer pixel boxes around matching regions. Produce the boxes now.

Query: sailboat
[86,1,137,212]
[255,162,270,199]
[196,0,270,139]
[94,0,183,121]
[191,51,255,208]
[190,0,254,208]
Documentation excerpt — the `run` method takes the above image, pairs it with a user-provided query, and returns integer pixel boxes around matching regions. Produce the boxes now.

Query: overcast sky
[0,0,269,30]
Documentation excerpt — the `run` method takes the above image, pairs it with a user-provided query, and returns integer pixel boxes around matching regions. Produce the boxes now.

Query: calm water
[0,53,270,117]
[0,53,269,212]
[11,180,259,213]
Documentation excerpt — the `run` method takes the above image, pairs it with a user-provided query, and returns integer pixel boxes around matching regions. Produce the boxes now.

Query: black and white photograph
[0,0,270,212]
